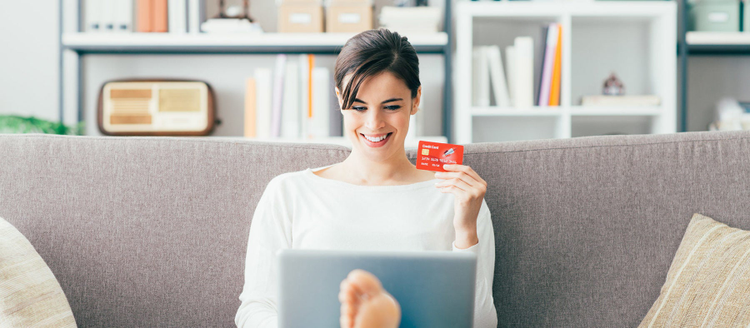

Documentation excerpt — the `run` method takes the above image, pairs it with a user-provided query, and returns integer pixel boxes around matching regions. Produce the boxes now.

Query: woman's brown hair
[334,28,421,110]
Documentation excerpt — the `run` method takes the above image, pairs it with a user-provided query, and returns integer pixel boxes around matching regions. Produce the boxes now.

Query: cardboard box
[278,4,324,33]
[326,4,373,33]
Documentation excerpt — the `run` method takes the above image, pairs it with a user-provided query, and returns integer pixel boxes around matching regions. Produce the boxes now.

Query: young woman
[235,28,497,328]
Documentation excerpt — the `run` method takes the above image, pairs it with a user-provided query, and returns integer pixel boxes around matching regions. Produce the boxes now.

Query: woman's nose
[364,110,385,130]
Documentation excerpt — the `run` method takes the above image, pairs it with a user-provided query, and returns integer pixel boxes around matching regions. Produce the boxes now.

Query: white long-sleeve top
[235,165,498,328]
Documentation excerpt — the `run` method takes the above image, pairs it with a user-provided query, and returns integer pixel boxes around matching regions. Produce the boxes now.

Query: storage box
[689,1,740,32]
[278,4,324,33]
[326,4,373,33]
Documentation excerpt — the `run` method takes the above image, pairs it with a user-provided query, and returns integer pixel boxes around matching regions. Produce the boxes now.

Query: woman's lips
[360,132,392,148]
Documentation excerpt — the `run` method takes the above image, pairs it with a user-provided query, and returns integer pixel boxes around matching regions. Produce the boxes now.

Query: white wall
[0,1,60,121]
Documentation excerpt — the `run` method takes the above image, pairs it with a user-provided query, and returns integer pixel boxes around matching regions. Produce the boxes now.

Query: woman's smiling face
[336,71,421,163]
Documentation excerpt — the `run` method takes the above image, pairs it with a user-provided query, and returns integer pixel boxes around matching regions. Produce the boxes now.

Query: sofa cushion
[0,216,77,327]
[639,213,750,327]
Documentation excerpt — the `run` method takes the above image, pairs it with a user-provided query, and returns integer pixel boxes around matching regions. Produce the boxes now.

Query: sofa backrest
[1,131,749,327]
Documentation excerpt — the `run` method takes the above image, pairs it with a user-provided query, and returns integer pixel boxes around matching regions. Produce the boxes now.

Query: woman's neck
[338,151,422,186]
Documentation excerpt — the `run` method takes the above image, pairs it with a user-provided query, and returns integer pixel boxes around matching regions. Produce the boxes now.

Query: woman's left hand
[434,164,487,246]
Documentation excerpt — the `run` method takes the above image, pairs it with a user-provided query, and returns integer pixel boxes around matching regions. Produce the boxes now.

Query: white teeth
[363,134,387,142]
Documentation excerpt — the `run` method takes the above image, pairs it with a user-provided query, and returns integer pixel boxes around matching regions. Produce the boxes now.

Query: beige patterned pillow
[0,216,77,327]
[640,213,750,327]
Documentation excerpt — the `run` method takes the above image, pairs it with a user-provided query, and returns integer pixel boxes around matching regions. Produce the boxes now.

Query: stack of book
[244,54,343,139]
[84,0,206,33]
[472,23,563,108]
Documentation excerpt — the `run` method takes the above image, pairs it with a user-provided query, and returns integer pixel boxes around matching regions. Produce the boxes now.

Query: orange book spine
[549,26,562,107]
[308,54,315,119]
[136,0,154,32]
[152,0,168,33]
[245,78,257,138]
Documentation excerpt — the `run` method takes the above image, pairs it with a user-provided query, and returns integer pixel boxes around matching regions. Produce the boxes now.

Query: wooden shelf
[62,32,449,54]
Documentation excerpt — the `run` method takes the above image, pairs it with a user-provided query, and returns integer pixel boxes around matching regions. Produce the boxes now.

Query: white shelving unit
[454,1,677,144]
[59,0,452,144]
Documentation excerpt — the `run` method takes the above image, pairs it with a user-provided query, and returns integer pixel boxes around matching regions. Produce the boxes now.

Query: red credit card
[416,141,464,172]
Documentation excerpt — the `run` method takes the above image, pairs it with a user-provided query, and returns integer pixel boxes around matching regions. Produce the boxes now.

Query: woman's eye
[352,107,367,111]
[385,106,401,111]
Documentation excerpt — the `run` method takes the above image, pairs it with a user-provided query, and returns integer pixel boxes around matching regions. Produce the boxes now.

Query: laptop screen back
[278,249,477,328]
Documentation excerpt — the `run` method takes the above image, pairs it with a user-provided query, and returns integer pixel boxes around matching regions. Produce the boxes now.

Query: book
[486,45,510,108]
[535,24,549,106]
[116,0,134,32]
[153,0,169,33]
[580,95,661,107]
[254,68,273,139]
[271,54,287,138]
[298,55,310,139]
[244,78,256,138]
[136,0,153,32]
[513,36,534,108]
[282,62,300,138]
[312,67,331,139]
[538,23,558,107]
[472,46,490,107]
[549,25,563,107]
[505,45,515,107]
[188,0,204,33]
[168,0,188,33]
[102,0,116,32]
[307,54,314,135]
[85,0,102,32]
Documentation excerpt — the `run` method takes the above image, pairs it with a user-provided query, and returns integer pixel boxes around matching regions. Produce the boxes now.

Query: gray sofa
[1,131,749,327]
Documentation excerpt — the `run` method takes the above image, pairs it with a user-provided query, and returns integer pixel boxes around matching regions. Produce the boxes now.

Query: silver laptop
[277,249,477,328]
